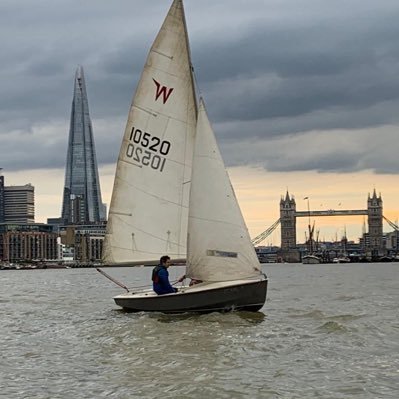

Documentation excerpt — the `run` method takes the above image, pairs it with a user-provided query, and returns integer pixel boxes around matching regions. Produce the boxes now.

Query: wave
[317,320,348,333]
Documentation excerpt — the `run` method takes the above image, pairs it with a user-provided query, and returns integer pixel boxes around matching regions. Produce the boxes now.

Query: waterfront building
[58,242,75,264]
[47,217,63,232]
[61,66,106,225]
[0,223,57,262]
[0,173,4,223]
[4,184,35,224]
[75,232,104,263]
[385,231,398,253]
[59,223,106,263]
[255,246,281,263]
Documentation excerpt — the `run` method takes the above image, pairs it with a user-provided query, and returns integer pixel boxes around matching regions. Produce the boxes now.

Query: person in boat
[152,256,178,295]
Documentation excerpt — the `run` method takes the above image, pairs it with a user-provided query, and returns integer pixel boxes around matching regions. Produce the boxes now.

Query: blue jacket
[152,265,177,295]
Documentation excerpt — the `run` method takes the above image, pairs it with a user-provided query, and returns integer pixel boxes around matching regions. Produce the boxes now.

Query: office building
[4,184,34,224]
[61,66,105,224]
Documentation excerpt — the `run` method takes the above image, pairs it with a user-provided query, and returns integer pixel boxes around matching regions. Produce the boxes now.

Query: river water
[1,263,398,398]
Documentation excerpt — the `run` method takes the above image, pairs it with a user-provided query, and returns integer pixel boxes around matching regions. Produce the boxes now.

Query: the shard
[61,66,105,224]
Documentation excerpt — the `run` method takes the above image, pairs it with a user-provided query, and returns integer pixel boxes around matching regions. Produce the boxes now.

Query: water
[1,263,398,398]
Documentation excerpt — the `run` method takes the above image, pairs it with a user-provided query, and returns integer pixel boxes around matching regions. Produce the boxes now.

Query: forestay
[186,100,262,282]
[103,0,197,265]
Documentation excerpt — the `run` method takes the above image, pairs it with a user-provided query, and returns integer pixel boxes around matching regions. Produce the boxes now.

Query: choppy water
[1,263,398,398]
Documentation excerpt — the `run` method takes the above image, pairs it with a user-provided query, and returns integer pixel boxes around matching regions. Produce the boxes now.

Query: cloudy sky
[1,0,398,242]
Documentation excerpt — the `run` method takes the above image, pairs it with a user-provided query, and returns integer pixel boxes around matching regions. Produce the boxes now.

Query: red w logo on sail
[153,78,174,104]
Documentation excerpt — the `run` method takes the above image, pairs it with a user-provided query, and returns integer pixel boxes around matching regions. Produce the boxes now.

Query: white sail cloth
[103,0,197,265]
[186,100,262,282]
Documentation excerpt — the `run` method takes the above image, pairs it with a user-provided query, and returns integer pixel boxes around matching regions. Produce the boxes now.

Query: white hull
[332,257,351,263]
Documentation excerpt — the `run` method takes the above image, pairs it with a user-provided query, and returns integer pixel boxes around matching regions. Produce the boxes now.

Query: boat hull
[302,255,321,264]
[114,278,268,314]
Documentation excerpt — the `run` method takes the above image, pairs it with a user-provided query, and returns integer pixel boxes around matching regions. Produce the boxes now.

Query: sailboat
[302,204,321,264]
[332,226,351,263]
[103,0,267,313]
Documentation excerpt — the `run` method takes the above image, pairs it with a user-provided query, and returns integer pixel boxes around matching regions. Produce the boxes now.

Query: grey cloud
[0,0,399,175]
[220,127,398,174]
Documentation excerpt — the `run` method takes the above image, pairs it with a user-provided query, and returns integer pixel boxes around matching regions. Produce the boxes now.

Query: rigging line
[192,64,202,100]
[171,279,185,286]
[127,283,153,290]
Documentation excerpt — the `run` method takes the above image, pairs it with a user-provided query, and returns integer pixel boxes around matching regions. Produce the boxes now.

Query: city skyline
[4,166,398,244]
[1,0,398,242]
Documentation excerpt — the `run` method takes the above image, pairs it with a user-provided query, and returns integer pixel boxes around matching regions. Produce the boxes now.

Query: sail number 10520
[126,127,171,172]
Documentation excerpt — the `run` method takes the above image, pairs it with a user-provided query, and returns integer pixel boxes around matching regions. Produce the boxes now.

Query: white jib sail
[103,0,197,265]
[186,99,262,282]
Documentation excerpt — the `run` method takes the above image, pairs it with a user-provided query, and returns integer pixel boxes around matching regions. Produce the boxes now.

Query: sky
[1,0,398,243]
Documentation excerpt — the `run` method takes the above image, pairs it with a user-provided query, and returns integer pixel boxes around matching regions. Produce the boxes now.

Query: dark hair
[160,255,170,265]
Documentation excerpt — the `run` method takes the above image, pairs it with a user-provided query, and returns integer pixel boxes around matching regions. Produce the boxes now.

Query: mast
[304,196,313,253]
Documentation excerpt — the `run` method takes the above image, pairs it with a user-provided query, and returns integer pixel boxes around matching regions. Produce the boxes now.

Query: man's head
[160,255,171,267]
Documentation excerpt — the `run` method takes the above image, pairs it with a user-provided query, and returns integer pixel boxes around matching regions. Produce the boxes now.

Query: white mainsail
[103,0,197,265]
[186,100,262,282]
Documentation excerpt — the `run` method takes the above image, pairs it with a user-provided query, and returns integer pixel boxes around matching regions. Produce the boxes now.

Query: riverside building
[0,173,4,223]
[0,223,58,262]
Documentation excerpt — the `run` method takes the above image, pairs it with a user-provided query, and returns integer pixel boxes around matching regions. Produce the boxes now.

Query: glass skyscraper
[61,66,105,224]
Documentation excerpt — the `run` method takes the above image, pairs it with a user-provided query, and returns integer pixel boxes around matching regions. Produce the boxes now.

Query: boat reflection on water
[144,309,266,325]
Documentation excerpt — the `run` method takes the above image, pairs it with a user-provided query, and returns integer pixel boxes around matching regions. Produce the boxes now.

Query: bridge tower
[280,191,296,249]
[367,189,384,257]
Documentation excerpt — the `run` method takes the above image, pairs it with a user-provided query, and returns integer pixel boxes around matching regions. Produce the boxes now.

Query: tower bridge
[295,209,368,217]
[252,189,397,257]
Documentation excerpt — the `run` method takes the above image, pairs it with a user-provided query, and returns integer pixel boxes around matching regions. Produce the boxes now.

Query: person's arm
[158,269,177,292]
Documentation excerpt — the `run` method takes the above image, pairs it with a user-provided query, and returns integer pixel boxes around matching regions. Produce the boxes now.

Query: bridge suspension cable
[251,219,281,246]
[383,216,399,231]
